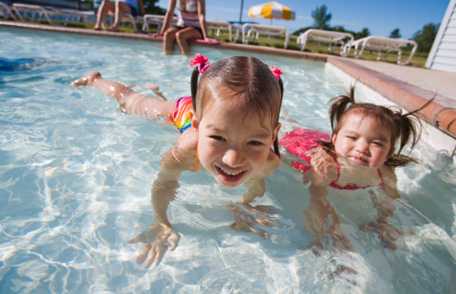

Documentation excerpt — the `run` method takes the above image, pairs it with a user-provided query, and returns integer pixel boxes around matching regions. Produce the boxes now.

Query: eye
[209,135,226,142]
[248,140,265,146]
[345,135,357,140]
[372,141,385,147]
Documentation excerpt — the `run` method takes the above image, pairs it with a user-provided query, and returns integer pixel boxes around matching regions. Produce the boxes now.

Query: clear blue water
[0,27,455,293]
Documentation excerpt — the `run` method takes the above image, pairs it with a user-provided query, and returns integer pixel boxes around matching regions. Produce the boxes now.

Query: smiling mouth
[348,155,369,165]
[214,164,248,183]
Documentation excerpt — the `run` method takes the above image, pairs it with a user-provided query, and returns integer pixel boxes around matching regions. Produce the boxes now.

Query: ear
[273,123,281,141]
[191,116,200,130]
[331,133,337,145]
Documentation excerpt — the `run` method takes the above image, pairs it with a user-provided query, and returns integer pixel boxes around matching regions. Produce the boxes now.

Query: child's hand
[129,223,180,267]
[308,147,337,184]
[360,220,401,250]
[227,202,279,238]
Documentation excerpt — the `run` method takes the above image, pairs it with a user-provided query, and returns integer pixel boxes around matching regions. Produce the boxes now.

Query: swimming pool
[1,27,455,293]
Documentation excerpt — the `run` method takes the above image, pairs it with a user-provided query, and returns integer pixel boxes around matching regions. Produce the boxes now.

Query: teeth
[216,164,244,176]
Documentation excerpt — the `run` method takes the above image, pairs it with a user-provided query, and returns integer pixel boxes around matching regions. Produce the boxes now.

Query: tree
[143,0,166,15]
[354,27,370,39]
[413,23,439,53]
[389,28,401,39]
[311,5,332,29]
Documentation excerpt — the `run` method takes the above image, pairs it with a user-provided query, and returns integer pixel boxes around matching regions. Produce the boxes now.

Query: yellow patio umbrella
[247,1,295,21]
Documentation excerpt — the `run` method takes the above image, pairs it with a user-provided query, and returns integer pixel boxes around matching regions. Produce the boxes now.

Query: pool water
[0,27,455,293]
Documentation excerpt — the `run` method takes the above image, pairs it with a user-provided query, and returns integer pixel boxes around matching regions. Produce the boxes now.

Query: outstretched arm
[228,152,281,238]
[129,149,184,266]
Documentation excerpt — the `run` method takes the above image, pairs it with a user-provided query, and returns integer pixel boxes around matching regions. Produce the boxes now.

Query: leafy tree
[143,0,166,14]
[311,5,332,29]
[354,27,370,39]
[389,28,401,39]
[413,23,439,53]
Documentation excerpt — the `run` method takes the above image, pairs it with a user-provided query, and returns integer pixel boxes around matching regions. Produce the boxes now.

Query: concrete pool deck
[1,20,455,154]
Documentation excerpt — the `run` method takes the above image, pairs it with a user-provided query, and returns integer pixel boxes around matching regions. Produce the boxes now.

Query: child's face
[193,98,279,187]
[332,112,392,168]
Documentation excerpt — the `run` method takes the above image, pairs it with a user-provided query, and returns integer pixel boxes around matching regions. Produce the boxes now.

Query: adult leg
[163,27,179,55]
[94,0,114,30]
[71,72,175,120]
[175,27,202,55]
[112,1,132,30]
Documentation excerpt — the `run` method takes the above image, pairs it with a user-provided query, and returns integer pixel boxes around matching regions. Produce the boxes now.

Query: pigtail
[385,98,434,167]
[328,94,354,131]
[190,67,200,112]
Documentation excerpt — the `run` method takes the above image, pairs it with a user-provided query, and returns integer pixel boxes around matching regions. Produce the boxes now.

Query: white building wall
[426,0,456,72]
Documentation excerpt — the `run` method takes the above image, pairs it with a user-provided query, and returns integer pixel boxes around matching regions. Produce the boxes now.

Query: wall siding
[426,0,456,72]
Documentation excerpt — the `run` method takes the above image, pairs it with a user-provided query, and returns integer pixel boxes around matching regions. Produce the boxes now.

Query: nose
[222,148,245,167]
[355,139,369,154]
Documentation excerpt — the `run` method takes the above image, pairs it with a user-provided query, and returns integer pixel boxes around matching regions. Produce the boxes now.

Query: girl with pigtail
[72,54,284,266]
[280,88,426,251]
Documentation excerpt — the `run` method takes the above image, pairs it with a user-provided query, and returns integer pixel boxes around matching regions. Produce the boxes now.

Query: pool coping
[1,20,455,141]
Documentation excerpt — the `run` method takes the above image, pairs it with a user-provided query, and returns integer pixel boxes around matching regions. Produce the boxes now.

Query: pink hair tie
[190,53,210,74]
[270,66,283,80]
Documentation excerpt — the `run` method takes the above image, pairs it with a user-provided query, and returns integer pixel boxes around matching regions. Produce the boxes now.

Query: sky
[156,0,449,38]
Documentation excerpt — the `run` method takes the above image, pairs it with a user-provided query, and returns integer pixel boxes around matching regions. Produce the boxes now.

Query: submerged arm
[304,166,352,251]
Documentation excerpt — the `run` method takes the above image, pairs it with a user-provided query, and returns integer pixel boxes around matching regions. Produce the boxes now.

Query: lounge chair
[346,36,418,65]
[297,29,354,56]
[52,8,95,26]
[0,1,17,20]
[242,23,289,48]
[12,3,54,24]
[206,20,233,41]
[142,14,177,33]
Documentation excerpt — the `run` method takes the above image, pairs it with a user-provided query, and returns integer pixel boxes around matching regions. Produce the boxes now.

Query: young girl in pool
[72,54,284,266]
[280,89,423,251]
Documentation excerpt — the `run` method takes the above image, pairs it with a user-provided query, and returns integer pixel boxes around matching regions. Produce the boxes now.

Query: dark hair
[190,56,284,156]
[320,87,427,167]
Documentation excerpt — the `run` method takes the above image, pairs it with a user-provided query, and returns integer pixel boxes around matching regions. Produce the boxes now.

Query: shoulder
[166,128,198,171]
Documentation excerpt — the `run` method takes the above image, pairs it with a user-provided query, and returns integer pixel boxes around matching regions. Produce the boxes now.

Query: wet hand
[308,147,337,183]
[226,202,279,238]
[128,223,180,267]
[360,220,401,250]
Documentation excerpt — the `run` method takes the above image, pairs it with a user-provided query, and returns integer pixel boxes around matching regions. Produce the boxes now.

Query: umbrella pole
[239,0,244,23]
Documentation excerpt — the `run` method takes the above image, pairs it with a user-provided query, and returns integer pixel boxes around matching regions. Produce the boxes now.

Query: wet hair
[320,87,428,167]
[190,56,284,156]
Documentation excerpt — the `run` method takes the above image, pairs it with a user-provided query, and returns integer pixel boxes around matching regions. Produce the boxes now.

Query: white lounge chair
[142,14,166,32]
[52,8,95,26]
[206,20,232,41]
[242,23,289,48]
[346,36,418,65]
[0,2,17,20]
[297,29,354,56]
[12,3,54,24]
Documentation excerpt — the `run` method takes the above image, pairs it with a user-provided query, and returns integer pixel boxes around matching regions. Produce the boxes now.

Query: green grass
[21,19,428,68]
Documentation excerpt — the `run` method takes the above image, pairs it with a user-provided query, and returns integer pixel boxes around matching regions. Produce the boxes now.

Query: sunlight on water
[0,27,455,293]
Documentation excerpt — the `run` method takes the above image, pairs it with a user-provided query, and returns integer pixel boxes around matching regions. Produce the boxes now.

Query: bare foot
[146,83,167,101]
[71,72,102,87]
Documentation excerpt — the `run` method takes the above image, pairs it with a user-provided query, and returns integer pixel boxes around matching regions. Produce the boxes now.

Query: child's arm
[361,167,402,249]
[304,168,352,251]
[228,152,280,237]
[129,131,197,266]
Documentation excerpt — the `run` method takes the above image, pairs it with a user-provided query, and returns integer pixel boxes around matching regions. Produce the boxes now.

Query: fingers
[136,243,151,264]
[167,233,180,251]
